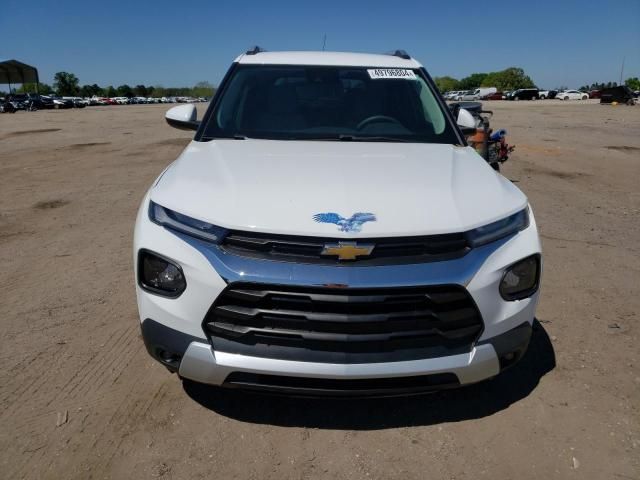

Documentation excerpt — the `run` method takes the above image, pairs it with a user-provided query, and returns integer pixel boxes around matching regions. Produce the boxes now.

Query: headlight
[466,208,529,247]
[500,254,541,300]
[138,250,186,297]
[149,201,227,243]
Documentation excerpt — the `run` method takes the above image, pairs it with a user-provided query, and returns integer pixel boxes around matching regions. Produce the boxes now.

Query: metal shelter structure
[0,59,40,93]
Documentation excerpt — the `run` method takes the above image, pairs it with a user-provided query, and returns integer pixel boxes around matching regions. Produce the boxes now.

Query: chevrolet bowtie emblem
[321,241,374,261]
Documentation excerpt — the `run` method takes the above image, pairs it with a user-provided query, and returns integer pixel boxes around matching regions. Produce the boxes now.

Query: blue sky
[2,0,639,89]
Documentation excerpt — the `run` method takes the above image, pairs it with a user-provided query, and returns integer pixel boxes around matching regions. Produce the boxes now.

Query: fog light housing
[138,250,186,297]
[499,254,540,300]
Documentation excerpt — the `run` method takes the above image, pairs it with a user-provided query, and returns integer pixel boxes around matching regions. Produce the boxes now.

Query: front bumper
[134,192,542,394]
[141,318,532,395]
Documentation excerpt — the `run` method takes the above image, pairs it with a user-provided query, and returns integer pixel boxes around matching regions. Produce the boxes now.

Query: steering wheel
[356,115,402,131]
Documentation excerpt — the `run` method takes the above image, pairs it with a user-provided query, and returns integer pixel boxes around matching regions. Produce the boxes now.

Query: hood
[151,139,527,238]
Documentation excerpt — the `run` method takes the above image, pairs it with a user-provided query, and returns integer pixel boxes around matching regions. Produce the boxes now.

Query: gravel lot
[0,101,638,480]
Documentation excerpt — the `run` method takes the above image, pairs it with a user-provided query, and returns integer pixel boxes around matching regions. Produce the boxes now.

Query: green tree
[192,81,215,98]
[116,84,133,97]
[80,84,104,97]
[53,72,80,96]
[105,85,117,98]
[625,77,640,91]
[481,67,535,91]
[458,73,488,90]
[433,76,460,93]
[153,86,167,98]
[134,84,148,97]
[17,82,53,94]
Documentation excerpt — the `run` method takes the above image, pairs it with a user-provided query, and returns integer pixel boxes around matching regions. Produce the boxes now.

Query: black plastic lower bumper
[478,321,532,371]
[141,318,203,372]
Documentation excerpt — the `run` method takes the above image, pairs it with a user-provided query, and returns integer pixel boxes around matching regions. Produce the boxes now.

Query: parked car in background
[484,92,504,100]
[38,95,55,108]
[600,86,636,105]
[54,97,74,109]
[63,97,88,108]
[7,93,46,110]
[2,95,25,111]
[506,88,539,100]
[588,90,602,99]
[72,98,87,108]
[557,90,589,100]
[538,90,557,99]
[477,87,498,99]
[454,90,476,101]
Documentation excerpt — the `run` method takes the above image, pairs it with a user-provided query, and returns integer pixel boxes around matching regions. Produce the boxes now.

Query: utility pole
[619,56,625,85]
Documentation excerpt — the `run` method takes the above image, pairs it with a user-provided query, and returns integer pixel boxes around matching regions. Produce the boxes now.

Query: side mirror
[165,104,200,131]
[456,108,477,136]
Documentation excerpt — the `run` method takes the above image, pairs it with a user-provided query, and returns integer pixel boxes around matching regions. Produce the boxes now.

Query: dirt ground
[0,100,638,480]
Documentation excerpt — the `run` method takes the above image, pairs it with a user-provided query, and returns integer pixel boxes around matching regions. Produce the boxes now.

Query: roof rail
[387,49,411,60]
[246,46,266,55]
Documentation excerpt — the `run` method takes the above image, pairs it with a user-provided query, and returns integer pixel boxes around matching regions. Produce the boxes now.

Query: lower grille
[223,372,460,396]
[203,283,483,363]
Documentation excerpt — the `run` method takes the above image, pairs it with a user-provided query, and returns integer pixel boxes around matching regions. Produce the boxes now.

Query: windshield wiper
[210,134,414,142]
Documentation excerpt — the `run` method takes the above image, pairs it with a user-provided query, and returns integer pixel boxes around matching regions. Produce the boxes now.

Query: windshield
[200,65,459,143]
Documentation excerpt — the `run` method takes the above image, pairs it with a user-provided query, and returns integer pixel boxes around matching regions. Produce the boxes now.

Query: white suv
[134,49,542,396]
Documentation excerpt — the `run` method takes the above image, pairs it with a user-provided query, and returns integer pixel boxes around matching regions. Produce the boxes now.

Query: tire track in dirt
[82,366,166,476]
[6,349,159,480]
[75,329,142,399]
[0,346,57,404]
[68,325,138,401]
[0,343,68,418]
[58,326,132,402]
[2,322,136,477]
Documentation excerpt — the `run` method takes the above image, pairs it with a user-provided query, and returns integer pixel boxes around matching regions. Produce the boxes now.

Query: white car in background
[455,88,498,101]
[558,90,589,100]
[455,90,477,101]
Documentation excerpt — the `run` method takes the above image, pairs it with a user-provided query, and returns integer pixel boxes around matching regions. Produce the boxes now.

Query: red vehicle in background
[589,90,602,99]
[484,92,504,100]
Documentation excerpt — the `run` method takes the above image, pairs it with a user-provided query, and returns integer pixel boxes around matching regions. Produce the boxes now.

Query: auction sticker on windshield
[367,69,416,80]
